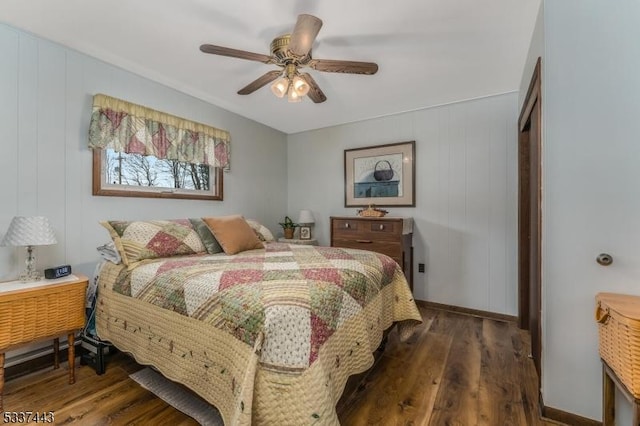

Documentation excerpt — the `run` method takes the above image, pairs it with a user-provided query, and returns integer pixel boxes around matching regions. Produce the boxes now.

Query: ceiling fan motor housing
[271,34,311,65]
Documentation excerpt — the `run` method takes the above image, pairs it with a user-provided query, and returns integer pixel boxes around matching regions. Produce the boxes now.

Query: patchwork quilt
[97,242,421,425]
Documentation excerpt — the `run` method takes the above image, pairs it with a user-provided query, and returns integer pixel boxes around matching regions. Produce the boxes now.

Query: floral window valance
[88,94,230,170]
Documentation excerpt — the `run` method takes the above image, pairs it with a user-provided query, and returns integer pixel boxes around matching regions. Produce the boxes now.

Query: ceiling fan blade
[300,73,326,103]
[237,70,282,95]
[308,59,378,75]
[288,14,323,57]
[200,44,273,64]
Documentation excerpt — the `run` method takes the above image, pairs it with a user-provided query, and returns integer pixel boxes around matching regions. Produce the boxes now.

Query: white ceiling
[0,0,540,134]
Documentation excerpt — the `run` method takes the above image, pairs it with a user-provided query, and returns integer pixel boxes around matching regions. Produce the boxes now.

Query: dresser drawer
[332,239,402,260]
[333,220,401,241]
[365,220,401,234]
[332,218,363,233]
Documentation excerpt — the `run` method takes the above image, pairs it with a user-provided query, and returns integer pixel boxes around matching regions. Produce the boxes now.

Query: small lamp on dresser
[1,216,57,282]
[297,209,315,240]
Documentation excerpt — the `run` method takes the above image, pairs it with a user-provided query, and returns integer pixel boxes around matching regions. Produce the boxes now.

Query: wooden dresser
[330,216,413,291]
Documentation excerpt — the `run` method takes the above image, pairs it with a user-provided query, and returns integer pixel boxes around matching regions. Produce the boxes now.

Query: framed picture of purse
[344,141,415,207]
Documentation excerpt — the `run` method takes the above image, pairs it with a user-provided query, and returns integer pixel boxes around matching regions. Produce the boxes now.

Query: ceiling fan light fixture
[292,75,310,97]
[287,84,302,103]
[270,76,289,98]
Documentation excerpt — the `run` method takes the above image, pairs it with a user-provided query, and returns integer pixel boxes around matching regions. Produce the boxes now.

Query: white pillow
[246,219,275,242]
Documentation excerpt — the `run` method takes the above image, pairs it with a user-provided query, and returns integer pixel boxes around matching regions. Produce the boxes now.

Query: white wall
[529,1,640,421]
[287,93,519,315]
[0,24,287,364]
[519,1,544,107]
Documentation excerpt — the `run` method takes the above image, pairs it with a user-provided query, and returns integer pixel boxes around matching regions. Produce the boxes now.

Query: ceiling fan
[199,14,378,103]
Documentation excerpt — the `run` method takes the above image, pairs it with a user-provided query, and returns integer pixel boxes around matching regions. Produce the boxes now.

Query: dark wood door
[527,100,542,378]
[518,58,542,380]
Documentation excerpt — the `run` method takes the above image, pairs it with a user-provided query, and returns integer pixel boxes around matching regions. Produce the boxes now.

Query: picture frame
[344,141,415,207]
[299,226,311,240]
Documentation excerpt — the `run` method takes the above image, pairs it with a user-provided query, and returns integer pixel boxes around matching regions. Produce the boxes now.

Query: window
[87,94,230,200]
[92,148,223,200]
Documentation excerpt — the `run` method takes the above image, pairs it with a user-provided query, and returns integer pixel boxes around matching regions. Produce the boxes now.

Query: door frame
[518,57,542,378]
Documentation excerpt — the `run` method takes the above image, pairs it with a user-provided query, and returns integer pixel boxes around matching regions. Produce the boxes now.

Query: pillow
[189,218,223,254]
[202,215,264,255]
[101,219,206,266]
[96,241,122,264]
[246,219,275,242]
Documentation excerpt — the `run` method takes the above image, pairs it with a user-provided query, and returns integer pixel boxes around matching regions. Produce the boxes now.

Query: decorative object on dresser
[0,274,88,411]
[344,141,415,207]
[1,216,58,282]
[330,216,413,291]
[297,209,315,240]
[357,204,388,218]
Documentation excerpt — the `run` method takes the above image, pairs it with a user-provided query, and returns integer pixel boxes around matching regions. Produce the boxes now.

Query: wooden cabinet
[330,216,413,291]
[0,275,87,410]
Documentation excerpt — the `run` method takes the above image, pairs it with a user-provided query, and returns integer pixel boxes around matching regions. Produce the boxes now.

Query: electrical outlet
[418,263,425,273]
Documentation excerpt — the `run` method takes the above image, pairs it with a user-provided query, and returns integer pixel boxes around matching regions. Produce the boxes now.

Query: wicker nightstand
[0,274,87,410]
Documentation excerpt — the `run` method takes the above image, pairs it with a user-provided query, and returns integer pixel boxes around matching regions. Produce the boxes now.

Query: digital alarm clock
[44,265,72,279]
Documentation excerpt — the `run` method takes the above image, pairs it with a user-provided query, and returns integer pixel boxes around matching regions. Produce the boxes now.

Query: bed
[95,217,421,425]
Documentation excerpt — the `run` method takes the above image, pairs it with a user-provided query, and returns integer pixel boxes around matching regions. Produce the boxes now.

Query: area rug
[129,367,224,425]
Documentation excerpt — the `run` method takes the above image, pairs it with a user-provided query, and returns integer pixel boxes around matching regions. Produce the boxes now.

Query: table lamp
[297,209,315,239]
[1,216,57,282]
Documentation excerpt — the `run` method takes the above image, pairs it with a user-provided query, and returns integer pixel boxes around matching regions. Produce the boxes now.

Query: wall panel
[17,34,38,215]
[0,24,287,365]
[540,1,640,421]
[0,25,19,280]
[288,93,519,314]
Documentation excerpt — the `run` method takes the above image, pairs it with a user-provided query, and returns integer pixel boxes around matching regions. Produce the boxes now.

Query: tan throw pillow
[202,215,264,255]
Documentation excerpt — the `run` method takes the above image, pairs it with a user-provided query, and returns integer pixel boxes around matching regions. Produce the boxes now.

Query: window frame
[92,149,223,201]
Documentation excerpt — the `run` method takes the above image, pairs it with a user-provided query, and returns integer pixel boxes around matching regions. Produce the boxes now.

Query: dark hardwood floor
[4,306,563,425]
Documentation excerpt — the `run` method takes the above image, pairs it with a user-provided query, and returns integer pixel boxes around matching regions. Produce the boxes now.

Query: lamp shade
[271,77,289,98]
[297,209,315,225]
[292,75,310,97]
[287,85,302,103]
[1,216,57,247]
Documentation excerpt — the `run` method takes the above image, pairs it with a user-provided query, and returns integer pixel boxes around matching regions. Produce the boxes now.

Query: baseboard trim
[542,405,600,426]
[5,343,81,381]
[414,299,518,323]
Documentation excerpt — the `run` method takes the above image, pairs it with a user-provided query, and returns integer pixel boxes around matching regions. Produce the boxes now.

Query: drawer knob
[379,224,385,230]
[345,223,350,228]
